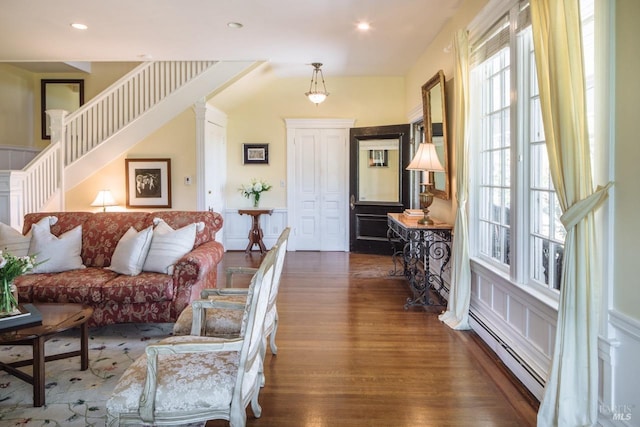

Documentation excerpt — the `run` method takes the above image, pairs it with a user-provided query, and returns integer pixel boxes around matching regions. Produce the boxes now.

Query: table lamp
[406,143,444,225]
[91,190,117,212]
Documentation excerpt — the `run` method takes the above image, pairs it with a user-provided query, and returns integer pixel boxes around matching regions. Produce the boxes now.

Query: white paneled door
[286,119,354,251]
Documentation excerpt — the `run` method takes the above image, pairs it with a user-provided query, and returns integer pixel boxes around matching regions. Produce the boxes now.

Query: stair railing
[3,61,218,228]
[63,61,217,165]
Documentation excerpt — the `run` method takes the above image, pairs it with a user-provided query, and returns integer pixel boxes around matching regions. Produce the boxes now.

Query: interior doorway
[349,124,411,254]
[285,119,355,251]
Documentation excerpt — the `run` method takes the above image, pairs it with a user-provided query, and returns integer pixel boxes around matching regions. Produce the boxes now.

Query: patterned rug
[0,322,174,426]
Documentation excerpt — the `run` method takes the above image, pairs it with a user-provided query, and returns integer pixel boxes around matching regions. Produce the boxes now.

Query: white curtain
[530,1,613,425]
[439,29,471,331]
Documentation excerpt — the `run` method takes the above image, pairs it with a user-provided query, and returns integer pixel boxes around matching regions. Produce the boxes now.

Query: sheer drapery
[439,29,471,331]
[530,0,612,425]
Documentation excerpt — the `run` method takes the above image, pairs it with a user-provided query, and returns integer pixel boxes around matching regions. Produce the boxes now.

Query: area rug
[0,322,174,426]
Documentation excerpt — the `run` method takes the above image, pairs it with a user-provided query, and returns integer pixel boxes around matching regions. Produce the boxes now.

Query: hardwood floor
[207,251,538,427]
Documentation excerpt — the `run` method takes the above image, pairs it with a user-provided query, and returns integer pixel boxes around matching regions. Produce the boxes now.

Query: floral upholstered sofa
[12,211,224,327]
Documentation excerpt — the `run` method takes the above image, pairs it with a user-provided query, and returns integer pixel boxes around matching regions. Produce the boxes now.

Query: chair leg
[250,391,263,419]
[259,339,267,387]
[269,316,279,355]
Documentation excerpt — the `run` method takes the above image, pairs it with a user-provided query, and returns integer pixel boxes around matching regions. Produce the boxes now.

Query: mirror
[421,70,449,200]
[41,79,84,140]
[358,138,400,203]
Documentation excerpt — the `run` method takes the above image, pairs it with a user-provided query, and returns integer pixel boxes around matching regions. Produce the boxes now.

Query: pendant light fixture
[305,63,329,105]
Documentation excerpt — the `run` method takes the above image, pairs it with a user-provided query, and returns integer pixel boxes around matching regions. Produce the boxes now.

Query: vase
[253,193,260,208]
[0,277,19,316]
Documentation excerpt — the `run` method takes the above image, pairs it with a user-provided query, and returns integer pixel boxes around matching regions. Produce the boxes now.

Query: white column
[46,109,68,210]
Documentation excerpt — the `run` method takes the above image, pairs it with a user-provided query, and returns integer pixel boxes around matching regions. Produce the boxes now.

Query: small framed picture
[368,149,388,167]
[125,158,172,208]
[243,143,269,164]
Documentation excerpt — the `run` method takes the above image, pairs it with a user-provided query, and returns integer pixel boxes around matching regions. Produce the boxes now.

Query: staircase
[0,60,256,229]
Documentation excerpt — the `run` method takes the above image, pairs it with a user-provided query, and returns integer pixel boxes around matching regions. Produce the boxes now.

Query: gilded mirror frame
[421,70,450,200]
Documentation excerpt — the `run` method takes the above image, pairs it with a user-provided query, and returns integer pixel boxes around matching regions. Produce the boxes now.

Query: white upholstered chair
[173,227,290,358]
[105,246,277,426]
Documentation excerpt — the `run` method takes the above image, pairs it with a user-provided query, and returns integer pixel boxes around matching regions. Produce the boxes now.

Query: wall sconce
[91,189,117,212]
[305,63,329,105]
[406,143,444,225]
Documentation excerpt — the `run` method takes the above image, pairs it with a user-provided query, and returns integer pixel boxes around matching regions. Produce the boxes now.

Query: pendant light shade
[305,63,329,105]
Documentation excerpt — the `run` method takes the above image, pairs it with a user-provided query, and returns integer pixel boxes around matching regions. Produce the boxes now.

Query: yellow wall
[62,0,487,220]
[211,68,407,208]
[404,0,488,225]
[32,62,139,149]
[65,109,197,211]
[66,67,406,212]
[614,0,640,318]
[0,64,34,148]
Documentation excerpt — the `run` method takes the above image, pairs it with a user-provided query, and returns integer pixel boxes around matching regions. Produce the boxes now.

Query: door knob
[350,195,355,210]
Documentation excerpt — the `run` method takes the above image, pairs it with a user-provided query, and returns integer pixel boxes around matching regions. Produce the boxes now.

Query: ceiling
[0,0,463,77]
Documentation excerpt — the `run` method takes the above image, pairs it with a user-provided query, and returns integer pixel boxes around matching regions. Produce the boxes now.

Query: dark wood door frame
[349,124,411,254]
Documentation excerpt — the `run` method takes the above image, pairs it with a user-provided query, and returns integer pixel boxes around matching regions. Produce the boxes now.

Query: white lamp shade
[91,190,117,208]
[406,143,444,172]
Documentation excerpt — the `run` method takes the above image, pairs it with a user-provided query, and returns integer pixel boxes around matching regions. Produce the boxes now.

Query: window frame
[468,0,595,300]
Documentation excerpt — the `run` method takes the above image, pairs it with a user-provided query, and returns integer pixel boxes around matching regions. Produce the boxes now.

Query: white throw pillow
[142,219,202,275]
[0,216,58,257]
[107,226,154,276]
[29,223,85,273]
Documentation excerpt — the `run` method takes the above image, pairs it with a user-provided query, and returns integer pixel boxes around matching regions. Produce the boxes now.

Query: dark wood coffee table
[0,303,94,407]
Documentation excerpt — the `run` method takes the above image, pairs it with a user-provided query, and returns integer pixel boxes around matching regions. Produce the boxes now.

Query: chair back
[231,247,277,409]
[268,227,290,311]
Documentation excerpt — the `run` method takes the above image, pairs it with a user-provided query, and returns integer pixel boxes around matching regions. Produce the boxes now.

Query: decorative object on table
[0,303,43,333]
[90,189,117,212]
[125,158,172,208]
[403,209,424,218]
[406,142,445,225]
[239,178,272,208]
[0,251,37,316]
[243,143,269,164]
[305,62,329,105]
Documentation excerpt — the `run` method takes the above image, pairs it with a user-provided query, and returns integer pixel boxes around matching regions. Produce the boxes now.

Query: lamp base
[418,188,435,225]
[417,211,435,225]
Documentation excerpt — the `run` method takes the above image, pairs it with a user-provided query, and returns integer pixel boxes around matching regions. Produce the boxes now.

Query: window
[470,0,594,296]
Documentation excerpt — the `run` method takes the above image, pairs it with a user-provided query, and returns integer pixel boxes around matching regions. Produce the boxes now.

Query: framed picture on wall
[125,158,172,208]
[368,149,388,167]
[243,143,269,164]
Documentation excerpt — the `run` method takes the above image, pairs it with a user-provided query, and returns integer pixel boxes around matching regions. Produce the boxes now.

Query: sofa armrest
[169,240,224,320]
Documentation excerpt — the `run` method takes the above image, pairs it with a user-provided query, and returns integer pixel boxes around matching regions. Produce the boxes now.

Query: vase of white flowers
[0,251,37,316]
[239,179,272,208]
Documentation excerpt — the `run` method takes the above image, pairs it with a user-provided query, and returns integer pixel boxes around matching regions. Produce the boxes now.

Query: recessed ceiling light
[227,22,243,29]
[71,23,88,30]
[357,22,370,31]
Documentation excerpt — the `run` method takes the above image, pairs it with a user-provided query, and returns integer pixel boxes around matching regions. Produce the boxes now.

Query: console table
[238,208,273,254]
[387,213,453,309]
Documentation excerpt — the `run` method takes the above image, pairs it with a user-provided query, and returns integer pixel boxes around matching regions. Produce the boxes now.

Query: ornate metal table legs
[387,222,452,310]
